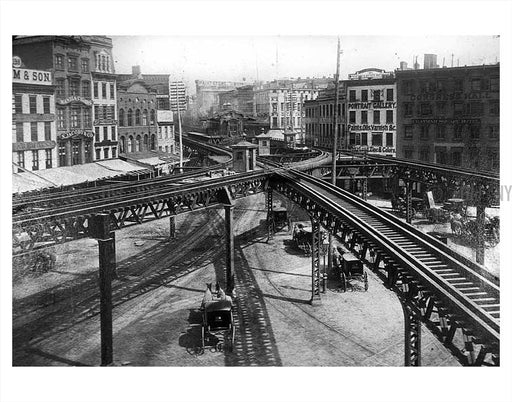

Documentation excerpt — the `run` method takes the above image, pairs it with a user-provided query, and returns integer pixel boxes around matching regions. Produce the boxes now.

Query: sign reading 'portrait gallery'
[13,68,52,86]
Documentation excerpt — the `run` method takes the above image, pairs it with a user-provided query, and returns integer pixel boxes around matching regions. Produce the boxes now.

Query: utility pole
[332,36,341,186]
[177,92,183,169]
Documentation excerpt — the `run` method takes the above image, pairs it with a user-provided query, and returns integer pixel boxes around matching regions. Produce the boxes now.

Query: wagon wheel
[340,272,347,292]
[363,272,368,291]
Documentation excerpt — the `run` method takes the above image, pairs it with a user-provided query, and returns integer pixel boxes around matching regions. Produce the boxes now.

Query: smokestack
[132,65,141,78]
[400,61,408,70]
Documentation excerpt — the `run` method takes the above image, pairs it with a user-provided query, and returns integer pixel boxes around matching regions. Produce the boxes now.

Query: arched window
[150,134,156,150]
[143,134,149,150]
[128,135,134,153]
[142,109,148,126]
[127,109,133,126]
[150,109,155,125]
[136,135,141,152]
[135,109,141,125]
[119,136,126,153]
[119,109,125,127]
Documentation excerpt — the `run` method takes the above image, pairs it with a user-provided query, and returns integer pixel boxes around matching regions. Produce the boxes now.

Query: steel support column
[405,180,413,224]
[310,218,321,304]
[266,187,274,241]
[169,215,176,239]
[225,205,235,294]
[401,299,422,366]
[475,204,485,265]
[362,177,368,201]
[90,213,115,366]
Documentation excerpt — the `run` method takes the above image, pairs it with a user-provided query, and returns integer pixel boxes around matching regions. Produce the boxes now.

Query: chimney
[132,65,141,78]
[400,61,408,70]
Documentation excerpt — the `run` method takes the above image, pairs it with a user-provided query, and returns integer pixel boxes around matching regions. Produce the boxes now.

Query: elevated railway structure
[12,139,499,366]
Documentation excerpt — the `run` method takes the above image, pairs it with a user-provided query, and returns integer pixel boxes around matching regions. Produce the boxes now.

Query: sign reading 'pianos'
[13,68,52,86]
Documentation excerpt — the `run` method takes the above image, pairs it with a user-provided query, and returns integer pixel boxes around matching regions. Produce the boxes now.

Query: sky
[112,35,500,93]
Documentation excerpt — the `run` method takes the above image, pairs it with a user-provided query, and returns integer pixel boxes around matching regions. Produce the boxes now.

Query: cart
[339,253,368,292]
[201,286,235,351]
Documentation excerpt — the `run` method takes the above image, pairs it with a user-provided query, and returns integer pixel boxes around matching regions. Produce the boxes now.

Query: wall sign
[57,96,93,106]
[12,141,56,151]
[58,130,94,140]
[348,101,397,110]
[411,118,481,124]
[13,68,52,86]
[348,124,396,131]
[406,92,492,102]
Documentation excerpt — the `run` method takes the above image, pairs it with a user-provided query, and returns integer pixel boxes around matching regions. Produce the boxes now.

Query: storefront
[57,129,94,166]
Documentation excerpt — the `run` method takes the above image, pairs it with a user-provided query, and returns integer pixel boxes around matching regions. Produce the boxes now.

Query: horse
[450,213,463,236]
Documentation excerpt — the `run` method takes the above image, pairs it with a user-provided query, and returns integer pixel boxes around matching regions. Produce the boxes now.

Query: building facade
[12,60,57,172]
[117,79,158,155]
[396,64,499,172]
[169,81,187,112]
[346,77,397,156]
[89,36,118,161]
[157,110,175,154]
[195,80,245,116]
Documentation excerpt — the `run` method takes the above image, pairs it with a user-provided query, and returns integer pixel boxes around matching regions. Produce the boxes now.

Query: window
[150,110,155,125]
[102,105,108,120]
[435,148,447,165]
[135,109,141,125]
[349,90,356,102]
[83,108,91,127]
[361,111,368,124]
[94,82,99,98]
[56,79,65,97]
[372,132,383,146]
[405,125,413,139]
[43,97,51,114]
[454,102,464,116]
[454,79,463,92]
[454,125,464,140]
[107,105,114,120]
[17,151,25,169]
[45,149,52,169]
[112,147,117,158]
[104,148,109,159]
[361,132,368,146]
[29,96,37,114]
[119,108,125,126]
[55,55,64,69]
[68,56,78,71]
[151,134,156,150]
[142,109,148,125]
[489,101,499,115]
[490,76,499,92]
[403,103,413,117]
[58,143,66,166]
[436,125,446,139]
[81,59,89,73]
[420,103,432,116]
[452,150,462,166]
[95,148,101,160]
[349,111,356,124]
[72,141,80,165]
[403,80,413,95]
[32,150,39,170]
[95,127,100,142]
[373,110,380,124]
[103,126,108,141]
[349,133,356,146]
[111,126,116,141]
[110,83,115,99]
[102,83,107,99]
[489,150,499,170]
[361,90,368,102]
[419,149,429,162]
[386,88,394,101]
[386,132,393,147]
[127,109,133,126]
[14,94,23,113]
[31,122,38,142]
[470,102,484,116]
[470,125,480,139]
[136,135,141,152]
[471,78,481,91]
[70,108,80,128]
[489,126,499,139]
[143,134,149,150]
[44,122,51,141]
[420,125,429,140]
[69,79,80,96]
[57,108,65,129]
[386,110,393,124]
[82,81,90,98]
[436,102,446,115]
[16,123,24,142]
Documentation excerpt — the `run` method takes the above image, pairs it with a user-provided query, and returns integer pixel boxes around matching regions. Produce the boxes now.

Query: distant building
[396,64,499,172]
[423,54,439,69]
[348,68,394,80]
[157,110,175,154]
[195,80,245,116]
[118,66,171,110]
[12,58,57,172]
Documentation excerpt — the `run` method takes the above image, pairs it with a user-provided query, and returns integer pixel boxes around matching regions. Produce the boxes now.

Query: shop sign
[348,124,396,131]
[13,68,52,86]
[407,92,491,102]
[57,96,93,106]
[411,118,481,124]
[58,130,94,140]
[348,101,397,110]
[12,140,56,151]
[12,56,22,67]
[93,119,117,126]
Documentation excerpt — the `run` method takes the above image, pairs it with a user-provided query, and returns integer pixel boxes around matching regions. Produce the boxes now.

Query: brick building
[12,58,57,172]
[396,64,499,172]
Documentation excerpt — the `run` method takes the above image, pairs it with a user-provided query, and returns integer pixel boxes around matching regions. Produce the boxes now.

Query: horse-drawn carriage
[200,283,235,351]
[292,222,313,255]
[338,253,368,292]
[450,214,500,247]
